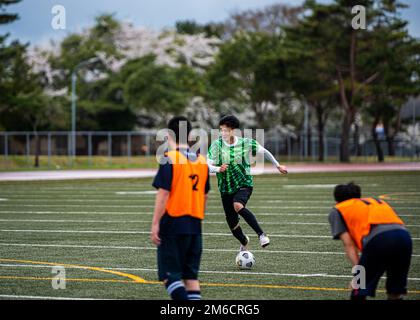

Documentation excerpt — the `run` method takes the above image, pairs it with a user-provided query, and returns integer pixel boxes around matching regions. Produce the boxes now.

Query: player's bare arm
[204,193,209,212]
[150,188,170,246]
[339,232,360,266]
[277,164,288,174]
[219,164,229,172]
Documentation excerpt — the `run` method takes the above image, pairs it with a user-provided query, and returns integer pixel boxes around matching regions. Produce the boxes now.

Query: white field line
[0,211,417,217]
[0,294,113,300]
[115,191,156,195]
[0,264,419,282]
[0,198,337,204]
[1,242,420,258]
[0,229,331,238]
[282,184,350,189]
[0,198,332,203]
[0,242,344,254]
[4,196,420,205]
[1,229,419,240]
[0,219,419,228]
[2,191,419,197]
[282,184,379,188]
[0,211,154,215]
[3,190,419,197]
[2,194,420,204]
[1,204,420,210]
[0,219,323,225]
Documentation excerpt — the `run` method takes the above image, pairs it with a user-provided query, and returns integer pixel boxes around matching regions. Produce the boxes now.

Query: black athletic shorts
[157,233,202,282]
[221,187,253,228]
[351,229,412,298]
[221,187,253,209]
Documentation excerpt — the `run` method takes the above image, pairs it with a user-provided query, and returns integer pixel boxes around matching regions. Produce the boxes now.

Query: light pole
[70,57,100,161]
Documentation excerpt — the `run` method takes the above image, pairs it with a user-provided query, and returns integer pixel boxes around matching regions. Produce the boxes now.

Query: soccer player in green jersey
[207,115,288,250]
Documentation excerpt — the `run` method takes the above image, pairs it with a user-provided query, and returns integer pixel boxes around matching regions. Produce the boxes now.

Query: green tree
[362,14,420,161]
[285,0,416,162]
[0,0,68,166]
[0,38,65,166]
[175,20,224,38]
[0,0,22,115]
[284,17,339,161]
[0,0,21,25]
[48,14,134,134]
[207,32,286,128]
[124,55,202,123]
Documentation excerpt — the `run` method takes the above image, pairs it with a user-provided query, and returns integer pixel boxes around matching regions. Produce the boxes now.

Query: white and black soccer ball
[235,250,255,269]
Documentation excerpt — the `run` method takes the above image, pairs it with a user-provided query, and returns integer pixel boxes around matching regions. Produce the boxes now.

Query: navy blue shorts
[157,233,202,282]
[352,229,412,298]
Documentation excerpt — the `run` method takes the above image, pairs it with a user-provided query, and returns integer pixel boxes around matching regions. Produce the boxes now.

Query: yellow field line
[200,282,349,292]
[0,275,134,284]
[1,274,420,295]
[1,258,419,295]
[380,193,420,201]
[0,258,146,283]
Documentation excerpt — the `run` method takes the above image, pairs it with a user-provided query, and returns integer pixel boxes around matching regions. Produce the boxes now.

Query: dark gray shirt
[328,208,406,248]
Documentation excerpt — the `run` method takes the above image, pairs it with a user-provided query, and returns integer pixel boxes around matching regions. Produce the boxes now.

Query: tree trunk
[387,135,395,156]
[252,102,267,129]
[338,30,357,163]
[372,114,384,162]
[34,132,41,167]
[384,122,396,156]
[354,122,362,156]
[383,109,402,157]
[340,112,352,163]
[336,66,355,163]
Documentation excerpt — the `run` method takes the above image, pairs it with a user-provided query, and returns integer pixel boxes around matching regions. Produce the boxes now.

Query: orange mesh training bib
[165,150,208,220]
[335,197,404,251]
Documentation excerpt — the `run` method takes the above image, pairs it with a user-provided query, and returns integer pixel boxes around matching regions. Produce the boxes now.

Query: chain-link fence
[265,134,420,161]
[0,131,158,167]
[0,131,419,168]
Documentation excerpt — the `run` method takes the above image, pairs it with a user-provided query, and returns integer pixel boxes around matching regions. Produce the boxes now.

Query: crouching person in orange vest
[328,182,412,300]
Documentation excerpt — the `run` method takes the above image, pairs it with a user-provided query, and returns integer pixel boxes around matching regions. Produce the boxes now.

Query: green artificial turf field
[0,171,419,300]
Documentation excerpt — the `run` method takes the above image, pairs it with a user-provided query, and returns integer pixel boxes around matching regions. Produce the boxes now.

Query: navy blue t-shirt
[152,148,210,235]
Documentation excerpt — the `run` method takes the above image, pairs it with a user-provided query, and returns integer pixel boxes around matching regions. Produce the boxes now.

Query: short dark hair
[167,116,192,144]
[334,182,362,203]
[219,115,240,129]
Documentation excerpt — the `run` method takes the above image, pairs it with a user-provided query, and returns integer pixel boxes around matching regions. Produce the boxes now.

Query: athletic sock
[231,225,248,245]
[166,280,188,300]
[238,207,264,236]
[187,290,202,300]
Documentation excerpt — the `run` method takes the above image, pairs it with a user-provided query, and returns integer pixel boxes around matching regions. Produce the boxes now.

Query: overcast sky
[1,0,419,45]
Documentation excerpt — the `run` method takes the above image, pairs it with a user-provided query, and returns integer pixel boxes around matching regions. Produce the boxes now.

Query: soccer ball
[235,250,255,269]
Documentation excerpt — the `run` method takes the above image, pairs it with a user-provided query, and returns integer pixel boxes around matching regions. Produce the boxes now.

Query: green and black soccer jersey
[208,137,259,195]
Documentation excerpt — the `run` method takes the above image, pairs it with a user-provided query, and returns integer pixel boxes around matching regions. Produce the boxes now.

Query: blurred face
[165,132,176,149]
[219,125,234,141]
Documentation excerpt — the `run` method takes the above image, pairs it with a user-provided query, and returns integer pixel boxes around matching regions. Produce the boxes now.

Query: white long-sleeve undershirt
[207,145,280,173]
